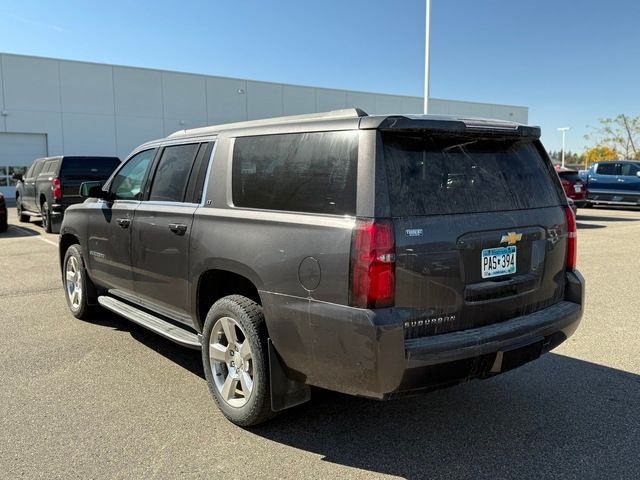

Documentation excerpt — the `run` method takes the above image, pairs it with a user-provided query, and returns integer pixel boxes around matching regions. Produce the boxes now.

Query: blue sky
[0,0,638,152]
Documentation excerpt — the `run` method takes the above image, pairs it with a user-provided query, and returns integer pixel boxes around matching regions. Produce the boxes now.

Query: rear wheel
[41,201,52,233]
[63,244,98,319]
[16,197,29,223]
[202,295,275,426]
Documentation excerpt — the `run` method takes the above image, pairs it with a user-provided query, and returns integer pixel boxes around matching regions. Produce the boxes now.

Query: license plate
[574,185,582,192]
[481,246,516,279]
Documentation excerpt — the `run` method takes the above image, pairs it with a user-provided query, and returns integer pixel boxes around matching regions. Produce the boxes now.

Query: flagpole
[423,0,431,114]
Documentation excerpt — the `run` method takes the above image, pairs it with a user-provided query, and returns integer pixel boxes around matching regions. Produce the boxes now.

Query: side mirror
[12,173,23,182]
[80,181,108,199]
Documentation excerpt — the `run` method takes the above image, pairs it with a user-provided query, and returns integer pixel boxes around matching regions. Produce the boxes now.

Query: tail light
[52,178,62,201]
[564,206,577,270]
[350,219,395,308]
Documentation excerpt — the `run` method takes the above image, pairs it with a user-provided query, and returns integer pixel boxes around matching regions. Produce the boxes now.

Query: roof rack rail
[168,108,368,138]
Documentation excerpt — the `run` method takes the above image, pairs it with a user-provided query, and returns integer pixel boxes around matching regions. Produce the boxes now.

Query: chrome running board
[98,296,201,349]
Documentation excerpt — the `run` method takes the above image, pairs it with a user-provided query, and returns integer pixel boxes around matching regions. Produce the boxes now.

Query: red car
[0,193,7,232]
[555,166,586,208]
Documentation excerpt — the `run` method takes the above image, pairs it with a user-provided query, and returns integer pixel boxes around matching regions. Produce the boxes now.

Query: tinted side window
[596,163,617,175]
[42,159,60,174]
[31,160,45,178]
[148,143,199,202]
[41,160,55,175]
[232,131,358,215]
[620,163,639,176]
[49,159,61,174]
[558,171,580,183]
[110,149,155,200]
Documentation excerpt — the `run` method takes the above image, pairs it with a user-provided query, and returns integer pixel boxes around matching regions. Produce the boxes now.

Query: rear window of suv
[232,130,358,215]
[382,133,561,216]
[60,157,120,180]
[558,171,581,183]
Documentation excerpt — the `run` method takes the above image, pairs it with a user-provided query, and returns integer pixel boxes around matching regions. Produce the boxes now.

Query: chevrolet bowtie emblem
[500,232,522,245]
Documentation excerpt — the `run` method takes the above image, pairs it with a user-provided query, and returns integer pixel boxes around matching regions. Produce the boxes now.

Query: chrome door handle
[168,223,187,235]
[116,218,131,228]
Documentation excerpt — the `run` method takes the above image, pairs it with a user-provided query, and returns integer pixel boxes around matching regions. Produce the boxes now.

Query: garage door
[0,133,48,199]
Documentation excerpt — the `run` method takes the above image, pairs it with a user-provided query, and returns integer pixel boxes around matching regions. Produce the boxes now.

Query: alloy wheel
[209,316,254,408]
[65,256,83,310]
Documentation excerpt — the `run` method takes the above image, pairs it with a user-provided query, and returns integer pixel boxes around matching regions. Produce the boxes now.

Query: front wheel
[202,295,275,427]
[63,244,98,319]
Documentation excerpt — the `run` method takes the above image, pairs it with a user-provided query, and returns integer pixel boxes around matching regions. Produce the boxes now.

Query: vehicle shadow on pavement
[1,223,44,238]
[588,205,640,214]
[577,214,639,222]
[250,354,639,479]
[82,310,205,378]
[86,312,639,479]
[576,222,606,230]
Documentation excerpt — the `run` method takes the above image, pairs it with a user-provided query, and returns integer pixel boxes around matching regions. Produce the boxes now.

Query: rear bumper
[405,300,580,365]
[267,271,585,399]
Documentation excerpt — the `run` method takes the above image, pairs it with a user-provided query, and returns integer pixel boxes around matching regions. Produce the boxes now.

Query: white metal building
[0,52,528,199]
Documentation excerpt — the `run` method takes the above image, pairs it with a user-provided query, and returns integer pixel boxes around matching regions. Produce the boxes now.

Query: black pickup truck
[14,156,120,233]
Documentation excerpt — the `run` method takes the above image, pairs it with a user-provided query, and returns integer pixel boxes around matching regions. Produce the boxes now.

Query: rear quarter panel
[189,134,359,382]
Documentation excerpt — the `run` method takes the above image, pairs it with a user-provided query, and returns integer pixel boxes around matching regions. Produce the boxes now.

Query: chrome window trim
[139,200,200,208]
[130,137,217,208]
[198,139,218,207]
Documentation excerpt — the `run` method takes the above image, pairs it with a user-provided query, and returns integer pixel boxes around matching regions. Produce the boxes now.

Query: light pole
[423,0,431,114]
[558,127,570,167]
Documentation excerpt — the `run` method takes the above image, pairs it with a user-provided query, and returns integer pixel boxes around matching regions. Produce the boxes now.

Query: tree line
[548,114,639,170]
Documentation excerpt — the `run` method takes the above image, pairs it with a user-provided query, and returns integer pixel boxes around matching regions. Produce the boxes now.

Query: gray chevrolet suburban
[59,109,584,426]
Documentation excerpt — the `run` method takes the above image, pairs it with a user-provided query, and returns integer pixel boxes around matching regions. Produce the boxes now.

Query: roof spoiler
[362,115,540,138]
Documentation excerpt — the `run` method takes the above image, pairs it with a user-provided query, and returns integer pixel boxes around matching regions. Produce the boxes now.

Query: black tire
[584,202,594,208]
[201,295,275,427]
[62,244,98,320]
[0,219,7,233]
[16,197,29,223]
[41,201,52,233]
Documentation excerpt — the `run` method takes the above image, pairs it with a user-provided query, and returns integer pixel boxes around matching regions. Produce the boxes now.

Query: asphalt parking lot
[1,207,638,480]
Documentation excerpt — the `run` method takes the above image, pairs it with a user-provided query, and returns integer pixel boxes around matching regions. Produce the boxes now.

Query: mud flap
[268,339,311,412]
